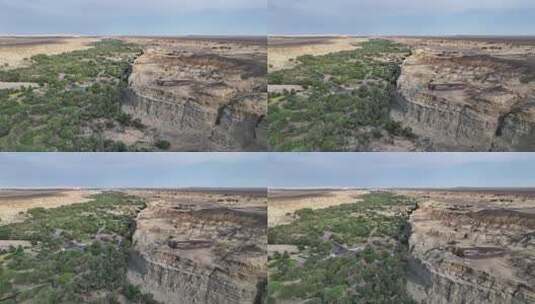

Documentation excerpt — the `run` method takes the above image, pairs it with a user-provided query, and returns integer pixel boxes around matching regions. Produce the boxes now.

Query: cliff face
[122,38,268,151]
[404,191,535,304]
[127,190,267,304]
[391,38,535,151]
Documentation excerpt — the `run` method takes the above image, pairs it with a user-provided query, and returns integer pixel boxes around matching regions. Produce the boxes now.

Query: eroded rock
[122,37,268,151]
[391,37,535,151]
[403,190,535,303]
[126,189,268,304]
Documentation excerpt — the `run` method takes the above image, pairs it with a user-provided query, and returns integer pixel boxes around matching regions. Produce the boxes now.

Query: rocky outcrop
[122,38,267,151]
[127,190,267,304]
[405,191,535,303]
[392,89,498,151]
[493,108,535,151]
[391,38,535,151]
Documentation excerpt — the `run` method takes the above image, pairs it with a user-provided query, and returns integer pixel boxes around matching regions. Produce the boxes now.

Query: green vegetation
[0,192,158,303]
[268,40,415,151]
[0,40,150,151]
[268,192,417,303]
[155,140,171,150]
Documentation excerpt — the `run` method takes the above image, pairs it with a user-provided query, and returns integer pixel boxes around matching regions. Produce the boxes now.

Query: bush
[385,121,415,138]
[132,118,144,130]
[155,140,171,150]
[0,39,143,151]
[268,193,418,303]
[0,193,148,303]
[123,284,142,301]
[0,124,10,137]
[111,141,128,152]
[267,39,412,151]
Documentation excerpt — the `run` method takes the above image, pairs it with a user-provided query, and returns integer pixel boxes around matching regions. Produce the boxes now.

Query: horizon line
[0,33,267,37]
[268,34,535,37]
[3,186,535,190]
[2,33,535,38]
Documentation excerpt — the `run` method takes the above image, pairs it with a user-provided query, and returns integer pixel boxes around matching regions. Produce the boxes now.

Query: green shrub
[267,39,415,151]
[0,40,144,151]
[268,193,417,303]
[0,193,152,303]
[155,140,171,150]
[123,284,142,300]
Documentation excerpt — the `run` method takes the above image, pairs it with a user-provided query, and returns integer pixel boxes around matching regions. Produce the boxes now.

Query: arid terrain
[122,37,268,151]
[268,188,535,304]
[391,37,535,151]
[0,36,267,151]
[1,187,533,303]
[268,188,368,226]
[398,189,535,303]
[0,37,99,69]
[268,36,367,72]
[125,188,267,304]
[0,189,98,224]
[267,35,535,151]
[0,188,267,304]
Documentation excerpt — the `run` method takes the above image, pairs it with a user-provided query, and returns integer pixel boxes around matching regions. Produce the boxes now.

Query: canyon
[122,37,268,151]
[391,37,535,151]
[0,188,267,304]
[126,189,268,304]
[0,187,533,303]
[267,36,535,152]
[0,36,267,152]
[267,37,418,151]
[2,35,535,151]
[400,189,535,304]
[267,190,418,303]
[268,188,535,304]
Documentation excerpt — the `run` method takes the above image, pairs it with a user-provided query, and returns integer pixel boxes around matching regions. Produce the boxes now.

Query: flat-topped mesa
[391,38,535,151]
[127,191,267,304]
[121,38,267,151]
[404,191,535,304]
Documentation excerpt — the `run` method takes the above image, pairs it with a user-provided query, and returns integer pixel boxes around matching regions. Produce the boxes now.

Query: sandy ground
[268,36,367,71]
[268,244,299,258]
[103,127,154,146]
[0,37,99,69]
[268,189,368,227]
[0,240,32,251]
[0,81,39,90]
[0,190,99,224]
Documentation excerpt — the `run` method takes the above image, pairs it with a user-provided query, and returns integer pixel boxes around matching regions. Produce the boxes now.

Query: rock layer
[403,190,535,303]
[127,190,268,304]
[391,38,535,151]
[122,37,268,151]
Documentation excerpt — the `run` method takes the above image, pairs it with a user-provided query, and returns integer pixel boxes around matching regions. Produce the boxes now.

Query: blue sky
[0,0,267,35]
[0,153,270,188]
[1,153,535,188]
[270,0,535,35]
[3,0,533,36]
